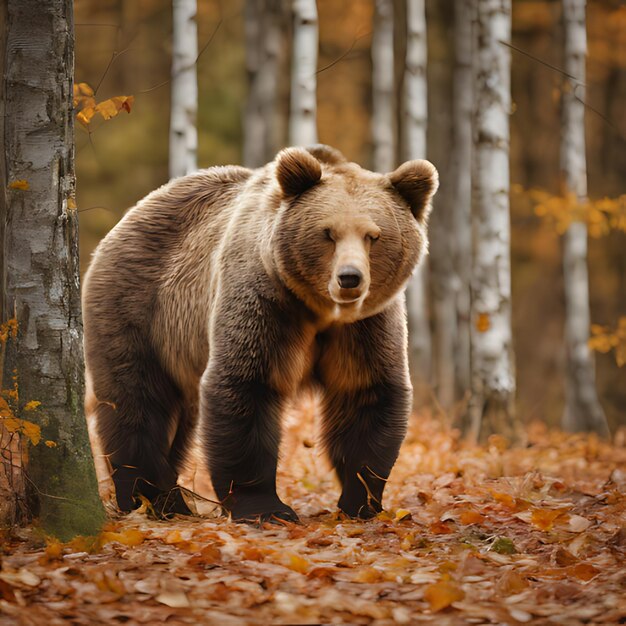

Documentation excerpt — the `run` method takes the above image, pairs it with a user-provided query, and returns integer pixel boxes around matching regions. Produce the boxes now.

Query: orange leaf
[424,579,464,612]
[567,563,599,582]
[496,570,528,595]
[354,567,383,583]
[95,95,134,121]
[531,508,564,531]
[100,528,146,547]
[188,544,221,567]
[430,521,454,535]
[77,107,96,128]
[491,491,517,510]
[459,510,485,525]
[8,180,29,190]
[475,312,490,332]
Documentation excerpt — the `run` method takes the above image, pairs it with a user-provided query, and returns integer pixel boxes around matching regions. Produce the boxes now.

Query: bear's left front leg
[317,302,412,518]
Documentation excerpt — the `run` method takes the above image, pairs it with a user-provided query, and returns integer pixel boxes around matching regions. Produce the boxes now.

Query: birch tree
[289,0,318,146]
[244,0,286,167]
[1,0,103,537]
[450,0,473,402]
[560,0,609,436]
[170,0,198,178]
[467,0,518,441]
[371,0,395,173]
[403,0,432,396]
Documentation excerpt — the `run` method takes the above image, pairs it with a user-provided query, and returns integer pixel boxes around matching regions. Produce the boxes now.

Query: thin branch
[139,19,223,94]
[499,39,580,83]
[316,30,371,75]
[94,46,131,96]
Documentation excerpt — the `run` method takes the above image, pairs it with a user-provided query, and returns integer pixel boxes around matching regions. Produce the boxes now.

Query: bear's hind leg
[93,355,192,517]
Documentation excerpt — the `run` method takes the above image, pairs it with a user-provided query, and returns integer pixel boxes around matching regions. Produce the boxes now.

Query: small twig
[316,31,371,75]
[139,19,223,94]
[499,39,580,83]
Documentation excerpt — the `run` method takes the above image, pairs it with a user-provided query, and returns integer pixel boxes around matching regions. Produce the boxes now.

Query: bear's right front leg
[202,371,297,523]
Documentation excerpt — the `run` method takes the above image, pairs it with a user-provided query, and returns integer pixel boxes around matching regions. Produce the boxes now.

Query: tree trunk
[1,0,104,538]
[244,0,287,167]
[560,0,609,437]
[289,0,318,146]
[372,0,395,173]
[170,0,198,178]
[467,0,518,442]
[450,0,473,403]
[403,0,432,400]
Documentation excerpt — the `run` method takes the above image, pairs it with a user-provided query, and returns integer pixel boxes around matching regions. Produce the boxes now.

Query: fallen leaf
[424,579,464,612]
[155,590,190,608]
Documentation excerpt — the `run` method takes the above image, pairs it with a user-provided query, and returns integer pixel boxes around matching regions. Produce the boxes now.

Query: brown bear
[83,144,438,522]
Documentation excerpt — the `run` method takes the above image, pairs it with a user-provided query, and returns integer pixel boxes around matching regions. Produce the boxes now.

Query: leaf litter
[1,410,625,625]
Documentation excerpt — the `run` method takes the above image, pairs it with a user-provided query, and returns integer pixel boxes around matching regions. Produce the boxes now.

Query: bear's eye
[324,228,335,242]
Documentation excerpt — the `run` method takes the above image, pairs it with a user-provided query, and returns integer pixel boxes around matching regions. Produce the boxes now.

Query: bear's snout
[337,265,362,290]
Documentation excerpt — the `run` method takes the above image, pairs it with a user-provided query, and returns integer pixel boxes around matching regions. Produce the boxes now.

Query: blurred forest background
[74,0,625,428]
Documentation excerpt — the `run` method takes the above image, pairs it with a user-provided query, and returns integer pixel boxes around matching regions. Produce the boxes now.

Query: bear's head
[271,145,438,322]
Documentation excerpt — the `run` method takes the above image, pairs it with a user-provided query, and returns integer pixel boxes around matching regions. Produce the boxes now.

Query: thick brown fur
[83,145,438,521]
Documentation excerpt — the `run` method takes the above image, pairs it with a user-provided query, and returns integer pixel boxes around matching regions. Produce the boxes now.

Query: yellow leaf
[354,567,383,583]
[67,197,77,210]
[21,420,41,446]
[424,579,464,612]
[23,401,41,411]
[75,82,94,97]
[77,107,96,128]
[8,180,29,190]
[395,508,412,522]
[100,528,146,547]
[0,397,14,418]
[95,95,134,121]
[3,417,21,433]
[475,312,490,333]
[286,554,310,574]
[44,440,56,448]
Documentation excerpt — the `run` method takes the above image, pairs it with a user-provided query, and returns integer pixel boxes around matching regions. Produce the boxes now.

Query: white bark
[289,0,318,146]
[451,0,473,401]
[561,0,609,436]
[244,0,286,167]
[403,0,432,396]
[372,0,395,173]
[1,0,103,536]
[170,0,198,178]
[468,0,517,441]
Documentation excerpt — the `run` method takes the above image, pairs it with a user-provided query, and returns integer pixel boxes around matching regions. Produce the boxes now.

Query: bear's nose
[337,266,362,289]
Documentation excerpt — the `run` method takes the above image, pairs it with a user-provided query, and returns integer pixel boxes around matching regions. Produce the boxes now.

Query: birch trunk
[1,0,104,537]
[170,0,198,178]
[451,0,473,402]
[289,0,318,146]
[560,0,609,436]
[403,0,432,398]
[467,0,518,442]
[244,0,286,167]
[372,0,395,173]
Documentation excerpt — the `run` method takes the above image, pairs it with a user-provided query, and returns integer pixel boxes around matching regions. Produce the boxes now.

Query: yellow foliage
[73,82,134,129]
[23,401,41,411]
[0,318,18,344]
[475,312,491,333]
[8,180,29,191]
[522,185,626,237]
[589,317,626,367]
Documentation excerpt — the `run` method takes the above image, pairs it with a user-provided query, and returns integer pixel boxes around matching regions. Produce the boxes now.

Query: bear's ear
[388,159,439,222]
[276,147,322,197]
[305,144,347,165]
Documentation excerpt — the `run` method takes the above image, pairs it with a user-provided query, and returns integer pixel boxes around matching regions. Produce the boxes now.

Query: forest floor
[1,405,625,626]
